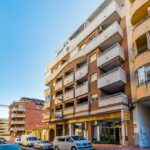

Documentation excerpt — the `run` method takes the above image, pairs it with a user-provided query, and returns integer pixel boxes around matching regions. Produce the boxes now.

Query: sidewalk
[93,144,150,150]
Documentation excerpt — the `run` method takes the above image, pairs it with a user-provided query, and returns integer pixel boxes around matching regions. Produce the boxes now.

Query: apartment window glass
[90,53,96,63]
[91,94,98,102]
[91,73,97,82]
[137,66,150,85]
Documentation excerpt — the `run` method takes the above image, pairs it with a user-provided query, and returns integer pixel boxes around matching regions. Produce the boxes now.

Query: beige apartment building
[0,118,10,141]
[126,0,150,148]
[44,0,136,146]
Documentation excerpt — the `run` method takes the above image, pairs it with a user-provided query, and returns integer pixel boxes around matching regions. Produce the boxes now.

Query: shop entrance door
[101,127,121,144]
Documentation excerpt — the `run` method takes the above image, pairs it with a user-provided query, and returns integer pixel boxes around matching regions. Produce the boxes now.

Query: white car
[21,134,37,147]
[15,137,22,145]
[53,135,94,150]
[34,141,53,150]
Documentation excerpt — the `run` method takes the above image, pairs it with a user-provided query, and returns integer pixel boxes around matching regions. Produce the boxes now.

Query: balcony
[98,67,126,92]
[131,0,150,25]
[44,88,51,97]
[43,114,50,120]
[44,0,122,85]
[55,110,63,119]
[64,73,74,86]
[44,101,51,109]
[75,103,89,113]
[133,17,150,41]
[55,80,63,90]
[135,50,150,71]
[97,44,125,71]
[11,121,25,125]
[44,21,123,84]
[75,64,88,80]
[70,0,122,50]
[55,94,63,105]
[63,107,74,115]
[10,127,25,132]
[12,107,25,112]
[137,82,150,100]
[75,82,89,97]
[99,93,128,112]
[64,89,74,101]
[11,114,25,118]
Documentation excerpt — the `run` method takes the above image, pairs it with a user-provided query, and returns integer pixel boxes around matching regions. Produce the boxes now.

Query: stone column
[69,124,74,135]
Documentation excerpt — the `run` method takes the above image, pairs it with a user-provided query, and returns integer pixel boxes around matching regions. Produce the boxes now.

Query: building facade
[0,118,10,141]
[126,0,150,148]
[44,0,135,146]
[9,97,46,140]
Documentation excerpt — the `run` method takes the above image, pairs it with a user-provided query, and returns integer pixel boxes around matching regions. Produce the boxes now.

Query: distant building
[9,97,46,139]
[0,118,10,141]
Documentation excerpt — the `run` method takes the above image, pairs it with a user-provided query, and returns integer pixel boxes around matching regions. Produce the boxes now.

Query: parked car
[15,136,22,145]
[0,144,21,150]
[53,135,94,150]
[34,141,53,150]
[21,134,37,147]
[0,138,6,144]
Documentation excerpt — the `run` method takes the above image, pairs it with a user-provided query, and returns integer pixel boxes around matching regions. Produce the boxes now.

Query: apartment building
[44,0,135,146]
[0,118,10,141]
[126,0,150,148]
[9,97,46,139]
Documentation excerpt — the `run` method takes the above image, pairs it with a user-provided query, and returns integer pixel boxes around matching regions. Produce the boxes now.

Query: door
[65,137,74,150]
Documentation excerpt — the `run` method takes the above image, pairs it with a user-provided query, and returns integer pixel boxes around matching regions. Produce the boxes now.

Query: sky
[0,0,102,118]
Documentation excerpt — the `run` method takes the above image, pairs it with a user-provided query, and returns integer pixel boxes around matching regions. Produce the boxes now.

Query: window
[91,94,98,102]
[137,66,150,85]
[91,73,97,82]
[90,53,96,63]
[57,137,65,142]
[66,137,73,142]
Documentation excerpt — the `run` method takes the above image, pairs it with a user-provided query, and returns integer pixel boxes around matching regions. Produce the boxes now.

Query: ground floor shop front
[48,111,134,146]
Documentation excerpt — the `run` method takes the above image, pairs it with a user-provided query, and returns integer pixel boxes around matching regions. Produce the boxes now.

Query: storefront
[99,120,122,144]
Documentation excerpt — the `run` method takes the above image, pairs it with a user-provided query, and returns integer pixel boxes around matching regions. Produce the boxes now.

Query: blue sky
[0,0,102,118]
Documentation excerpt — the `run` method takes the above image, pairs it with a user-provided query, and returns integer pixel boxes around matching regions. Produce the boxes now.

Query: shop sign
[68,112,121,124]
[122,110,130,121]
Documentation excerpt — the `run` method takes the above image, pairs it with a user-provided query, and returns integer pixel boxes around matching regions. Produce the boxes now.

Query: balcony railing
[44,88,51,97]
[55,94,63,105]
[64,73,74,86]
[44,101,51,109]
[99,93,128,107]
[55,80,63,90]
[75,82,89,97]
[11,114,25,118]
[45,20,123,84]
[11,121,25,125]
[75,103,89,113]
[97,43,125,69]
[12,107,25,112]
[64,107,74,115]
[55,110,63,119]
[64,89,74,101]
[10,127,25,132]
[98,67,126,91]
[75,63,88,80]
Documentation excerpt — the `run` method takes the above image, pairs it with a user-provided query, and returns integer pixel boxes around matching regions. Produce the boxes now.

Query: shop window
[90,53,96,63]
[91,73,97,82]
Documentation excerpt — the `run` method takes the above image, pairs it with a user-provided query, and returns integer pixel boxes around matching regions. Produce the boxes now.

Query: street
[20,145,36,150]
